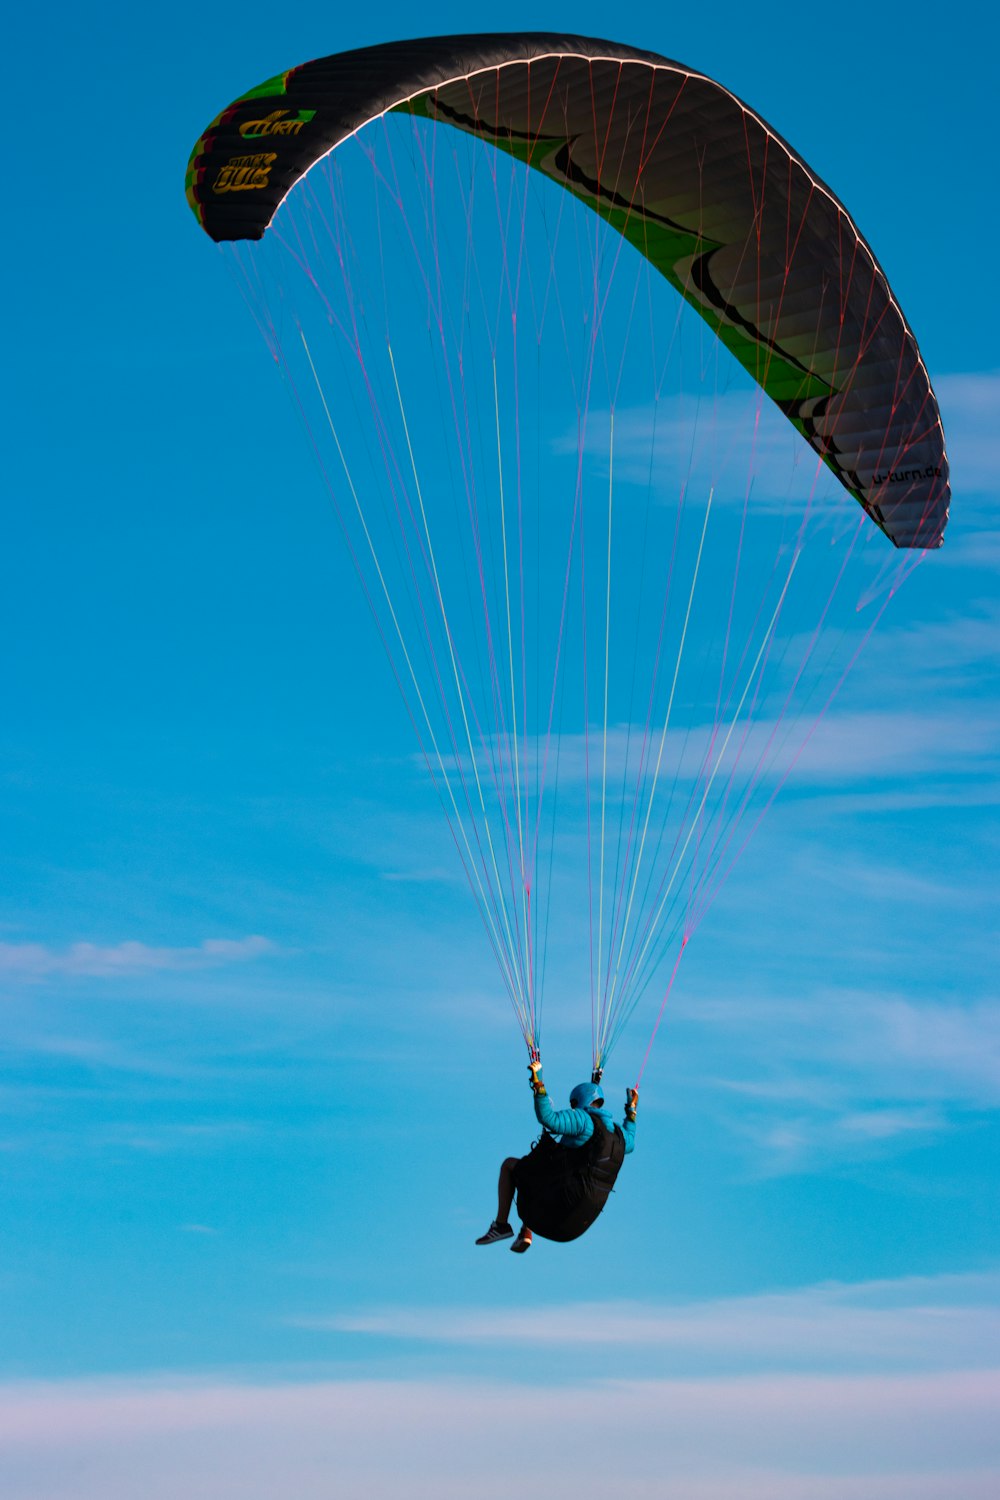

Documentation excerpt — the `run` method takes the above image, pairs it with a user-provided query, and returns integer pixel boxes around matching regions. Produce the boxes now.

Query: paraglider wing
[186,32,949,550]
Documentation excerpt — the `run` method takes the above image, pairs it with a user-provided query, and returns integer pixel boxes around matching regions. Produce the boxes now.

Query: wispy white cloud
[671,981,1000,1171]
[0,1119,258,1160]
[303,1270,1000,1371]
[554,391,833,509]
[555,371,995,516]
[938,529,1000,572]
[710,706,996,784]
[836,1106,943,1140]
[739,1106,951,1175]
[94,1121,256,1154]
[689,989,1000,1108]
[860,603,1000,681]
[0,936,275,982]
[934,370,999,498]
[0,1365,996,1500]
[794,850,963,908]
[788,781,1000,816]
[434,703,998,803]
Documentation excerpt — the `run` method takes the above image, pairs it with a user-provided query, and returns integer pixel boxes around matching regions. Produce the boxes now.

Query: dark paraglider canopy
[186,32,950,551]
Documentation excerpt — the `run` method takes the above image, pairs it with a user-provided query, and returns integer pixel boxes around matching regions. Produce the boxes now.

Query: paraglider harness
[515,1113,627,1243]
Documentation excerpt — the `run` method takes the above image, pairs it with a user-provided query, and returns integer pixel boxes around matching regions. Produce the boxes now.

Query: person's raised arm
[621,1086,638,1153]
[530,1064,592,1135]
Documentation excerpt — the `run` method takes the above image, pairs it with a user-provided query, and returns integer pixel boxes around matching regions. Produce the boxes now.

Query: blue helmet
[570,1081,605,1110]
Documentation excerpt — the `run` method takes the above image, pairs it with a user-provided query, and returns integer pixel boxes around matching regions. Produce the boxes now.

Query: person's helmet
[569,1081,605,1110]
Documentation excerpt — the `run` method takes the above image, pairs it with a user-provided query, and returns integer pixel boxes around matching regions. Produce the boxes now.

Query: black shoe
[475,1220,514,1245]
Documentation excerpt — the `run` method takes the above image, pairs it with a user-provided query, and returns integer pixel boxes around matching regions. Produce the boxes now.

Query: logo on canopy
[239,109,316,139]
[213,153,277,194]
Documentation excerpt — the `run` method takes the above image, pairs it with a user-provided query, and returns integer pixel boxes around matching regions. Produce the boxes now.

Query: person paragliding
[476,1060,638,1253]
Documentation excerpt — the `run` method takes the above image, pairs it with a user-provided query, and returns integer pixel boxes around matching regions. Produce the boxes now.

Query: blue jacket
[534,1092,636,1154]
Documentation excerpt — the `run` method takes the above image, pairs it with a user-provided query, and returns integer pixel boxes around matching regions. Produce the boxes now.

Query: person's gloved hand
[528,1058,546,1096]
[625,1086,638,1121]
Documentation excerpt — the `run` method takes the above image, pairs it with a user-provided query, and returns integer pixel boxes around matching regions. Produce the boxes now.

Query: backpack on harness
[515,1115,627,1243]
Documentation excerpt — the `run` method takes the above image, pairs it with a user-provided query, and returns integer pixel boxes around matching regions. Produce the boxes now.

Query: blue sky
[2,2,997,1496]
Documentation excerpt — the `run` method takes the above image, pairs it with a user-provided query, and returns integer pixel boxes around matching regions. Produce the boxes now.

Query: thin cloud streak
[309,1271,1000,1370]
[674,984,1000,1173]
[556,370,996,508]
[554,392,829,508]
[939,530,1000,572]
[433,705,999,795]
[685,989,1000,1109]
[934,370,999,497]
[0,936,275,981]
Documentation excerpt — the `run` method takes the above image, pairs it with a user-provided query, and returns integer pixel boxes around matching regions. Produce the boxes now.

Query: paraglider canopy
[187,31,949,550]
